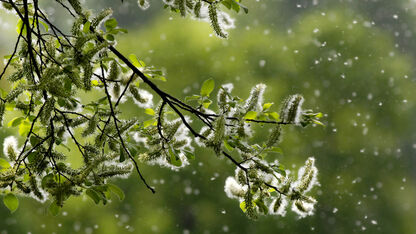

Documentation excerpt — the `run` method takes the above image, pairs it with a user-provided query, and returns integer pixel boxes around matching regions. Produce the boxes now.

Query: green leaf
[48,201,60,216]
[202,99,212,109]
[182,150,195,160]
[266,147,283,154]
[3,194,19,213]
[233,0,248,13]
[169,147,182,167]
[86,189,101,204]
[18,119,31,136]
[239,200,255,213]
[185,95,201,102]
[8,117,24,127]
[0,158,11,169]
[200,78,215,97]
[143,119,156,128]
[104,18,118,31]
[223,140,234,152]
[107,183,125,201]
[128,54,143,68]
[269,112,280,121]
[244,111,257,120]
[262,103,273,110]
[106,33,115,41]
[83,21,91,33]
[27,152,38,164]
[313,120,325,126]
[30,136,40,146]
[144,108,155,116]
[16,19,26,35]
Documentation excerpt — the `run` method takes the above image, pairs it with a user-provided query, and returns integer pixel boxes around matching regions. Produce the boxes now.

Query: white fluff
[3,136,18,158]
[224,177,245,199]
[132,89,153,109]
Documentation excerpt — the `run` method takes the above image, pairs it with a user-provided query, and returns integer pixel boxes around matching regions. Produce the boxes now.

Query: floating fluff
[280,94,304,125]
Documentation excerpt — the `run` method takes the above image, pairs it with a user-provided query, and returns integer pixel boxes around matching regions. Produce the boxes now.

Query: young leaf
[83,21,91,33]
[169,147,182,167]
[244,111,257,120]
[8,117,24,127]
[129,54,143,68]
[104,18,118,31]
[269,112,280,121]
[18,119,31,136]
[200,78,215,97]
[239,200,255,213]
[86,189,101,204]
[182,150,195,160]
[144,108,155,116]
[107,183,125,201]
[3,194,19,213]
[262,103,273,110]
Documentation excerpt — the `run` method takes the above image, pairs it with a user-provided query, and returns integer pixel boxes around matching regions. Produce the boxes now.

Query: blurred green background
[1,0,416,233]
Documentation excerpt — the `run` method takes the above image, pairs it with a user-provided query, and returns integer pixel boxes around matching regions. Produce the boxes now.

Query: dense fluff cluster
[224,157,319,219]
[0,0,323,217]
[138,0,243,38]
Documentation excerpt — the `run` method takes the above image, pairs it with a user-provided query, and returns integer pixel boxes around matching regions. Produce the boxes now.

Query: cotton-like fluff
[244,84,266,112]
[291,199,316,218]
[280,94,304,125]
[132,89,153,109]
[139,151,190,171]
[218,11,235,30]
[269,197,288,216]
[108,82,128,103]
[3,136,18,161]
[172,118,194,151]
[224,177,246,199]
[195,126,213,147]
[292,157,319,193]
[137,0,150,10]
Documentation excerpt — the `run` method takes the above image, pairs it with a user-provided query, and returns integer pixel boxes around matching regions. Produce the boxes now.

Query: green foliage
[0,0,323,220]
